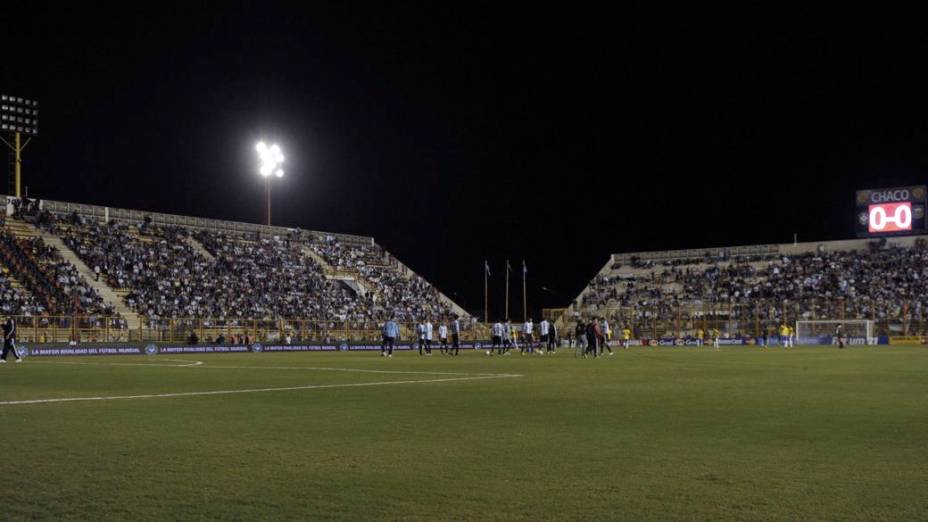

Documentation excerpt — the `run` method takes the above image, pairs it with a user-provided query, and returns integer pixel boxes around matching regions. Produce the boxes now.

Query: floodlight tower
[0,94,39,198]
[256,141,284,226]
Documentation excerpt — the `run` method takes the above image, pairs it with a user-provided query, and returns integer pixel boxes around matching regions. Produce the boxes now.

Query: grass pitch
[1,345,927,521]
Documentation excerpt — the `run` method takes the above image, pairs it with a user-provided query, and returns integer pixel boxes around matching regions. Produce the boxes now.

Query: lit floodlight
[256,141,284,178]
[256,140,286,224]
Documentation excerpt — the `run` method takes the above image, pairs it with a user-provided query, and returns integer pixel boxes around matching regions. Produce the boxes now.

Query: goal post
[794,319,875,345]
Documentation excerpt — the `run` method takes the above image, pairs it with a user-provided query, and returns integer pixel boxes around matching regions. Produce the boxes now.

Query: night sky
[5,4,928,319]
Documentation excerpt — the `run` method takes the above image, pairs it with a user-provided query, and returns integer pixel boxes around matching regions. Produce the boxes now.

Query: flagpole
[505,260,510,321]
[484,261,488,324]
[522,260,527,321]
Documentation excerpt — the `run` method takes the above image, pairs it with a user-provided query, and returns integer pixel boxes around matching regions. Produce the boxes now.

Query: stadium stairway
[3,218,40,239]
[14,220,143,332]
[184,235,216,262]
[300,245,373,297]
[301,246,335,272]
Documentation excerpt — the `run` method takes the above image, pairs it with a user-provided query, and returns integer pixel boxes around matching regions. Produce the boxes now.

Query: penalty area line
[0,373,523,406]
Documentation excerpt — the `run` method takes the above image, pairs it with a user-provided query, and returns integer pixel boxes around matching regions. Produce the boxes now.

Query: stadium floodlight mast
[0,94,40,198]
[256,141,284,226]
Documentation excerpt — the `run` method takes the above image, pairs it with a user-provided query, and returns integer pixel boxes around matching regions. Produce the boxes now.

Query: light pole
[256,141,284,226]
[1,95,39,198]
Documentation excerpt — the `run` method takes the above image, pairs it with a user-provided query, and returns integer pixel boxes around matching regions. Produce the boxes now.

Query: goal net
[795,320,875,345]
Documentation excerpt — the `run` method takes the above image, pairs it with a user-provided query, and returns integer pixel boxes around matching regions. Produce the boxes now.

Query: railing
[567,299,925,339]
[10,308,928,345]
[12,305,926,345]
[542,308,568,322]
[325,269,357,279]
[7,316,490,344]
[610,244,780,266]
[37,198,374,246]
[137,318,491,345]
[8,316,129,343]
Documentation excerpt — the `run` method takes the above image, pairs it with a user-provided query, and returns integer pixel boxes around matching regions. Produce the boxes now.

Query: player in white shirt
[417,322,427,356]
[424,321,433,356]
[540,319,550,353]
[522,319,535,355]
[600,318,612,355]
[491,321,504,355]
[438,323,449,355]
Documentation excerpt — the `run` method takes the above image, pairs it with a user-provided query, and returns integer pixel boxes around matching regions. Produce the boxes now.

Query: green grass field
[2,345,927,521]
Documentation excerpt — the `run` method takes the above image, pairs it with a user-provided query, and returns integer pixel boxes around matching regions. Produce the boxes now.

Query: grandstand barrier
[11,312,922,346]
[7,316,129,344]
[7,316,491,345]
[12,312,924,347]
[565,300,928,339]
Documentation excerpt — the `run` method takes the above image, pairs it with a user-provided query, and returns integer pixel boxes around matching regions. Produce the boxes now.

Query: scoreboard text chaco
[856,186,927,237]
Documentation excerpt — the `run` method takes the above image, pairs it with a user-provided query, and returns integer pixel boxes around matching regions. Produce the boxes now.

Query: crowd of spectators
[307,236,386,271]
[41,211,457,324]
[193,230,372,321]
[0,269,43,316]
[306,236,454,321]
[581,243,928,328]
[0,230,115,317]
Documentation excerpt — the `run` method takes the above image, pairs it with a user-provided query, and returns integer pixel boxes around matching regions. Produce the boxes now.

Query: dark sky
[4,3,928,319]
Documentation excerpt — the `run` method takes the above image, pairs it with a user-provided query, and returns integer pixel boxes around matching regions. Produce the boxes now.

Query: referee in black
[1,316,22,364]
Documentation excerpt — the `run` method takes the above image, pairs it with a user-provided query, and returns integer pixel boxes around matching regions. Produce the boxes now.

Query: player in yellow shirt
[711,328,721,350]
[622,327,631,350]
[695,328,705,347]
[779,323,790,348]
[787,325,795,348]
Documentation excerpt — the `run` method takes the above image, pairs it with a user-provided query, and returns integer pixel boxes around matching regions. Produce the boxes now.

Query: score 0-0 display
[856,185,927,237]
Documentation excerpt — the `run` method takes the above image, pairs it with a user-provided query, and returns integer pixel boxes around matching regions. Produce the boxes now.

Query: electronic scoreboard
[856,185,927,237]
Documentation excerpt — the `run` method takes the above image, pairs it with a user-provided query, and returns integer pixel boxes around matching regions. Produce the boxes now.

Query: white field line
[195,365,512,376]
[0,374,522,406]
[25,359,204,368]
[25,360,504,377]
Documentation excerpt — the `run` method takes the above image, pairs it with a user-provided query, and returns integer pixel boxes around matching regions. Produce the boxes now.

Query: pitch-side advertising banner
[888,336,927,345]
[16,341,497,357]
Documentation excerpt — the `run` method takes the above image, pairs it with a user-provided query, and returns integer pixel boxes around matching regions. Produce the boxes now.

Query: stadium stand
[0,230,115,317]
[568,236,928,339]
[0,196,471,342]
